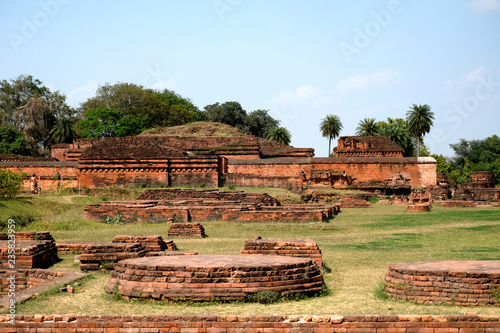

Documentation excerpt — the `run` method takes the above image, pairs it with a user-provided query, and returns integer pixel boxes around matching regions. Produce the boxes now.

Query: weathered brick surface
[168,223,206,238]
[0,269,64,297]
[0,240,57,269]
[2,314,499,332]
[439,201,478,207]
[384,260,500,306]
[340,196,372,208]
[0,232,54,242]
[77,242,147,271]
[112,235,177,252]
[333,136,404,157]
[105,255,323,301]
[241,238,323,267]
[85,189,339,223]
[0,162,78,191]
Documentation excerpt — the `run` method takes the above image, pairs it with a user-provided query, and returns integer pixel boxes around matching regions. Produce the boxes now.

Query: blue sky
[1,0,499,157]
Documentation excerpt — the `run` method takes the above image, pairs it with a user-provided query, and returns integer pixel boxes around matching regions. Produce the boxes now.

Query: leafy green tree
[355,118,379,136]
[204,101,247,130]
[406,104,434,157]
[76,108,149,139]
[50,117,77,144]
[266,126,291,146]
[378,119,414,156]
[431,154,452,174]
[81,83,199,129]
[457,157,472,184]
[0,125,34,156]
[450,135,500,167]
[0,169,25,198]
[245,109,280,138]
[319,114,343,157]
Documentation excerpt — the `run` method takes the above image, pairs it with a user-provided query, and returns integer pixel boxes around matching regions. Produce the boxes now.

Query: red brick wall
[228,157,437,188]
[0,165,78,191]
[2,314,499,332]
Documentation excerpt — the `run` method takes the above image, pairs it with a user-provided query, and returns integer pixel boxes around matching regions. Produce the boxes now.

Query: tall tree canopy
[266,126,291,146]
[319,114,343,157]
[81,83,202,129]
[406,104,434,157]
[76,108,150,139]
[245,109,280,138]
[355,118,379,136]
[0,125,34,156]
[377,118,415,157]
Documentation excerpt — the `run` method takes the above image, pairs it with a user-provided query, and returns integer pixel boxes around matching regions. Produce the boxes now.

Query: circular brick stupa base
[106,255,323,301]
[384,260,500,306]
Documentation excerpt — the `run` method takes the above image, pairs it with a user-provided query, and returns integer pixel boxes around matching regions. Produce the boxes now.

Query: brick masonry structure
[241,238,323,267]
[384,260,500,306]
[0,240,57,269]
[168,223,206,238]
[2,314,500,332]
[406,188,432,212]
[84,189,339,223]
[111,235,177,252]
[0,269,64,298]
[78,242,147,271]
[105,255,323,301]
[333,136,404,157]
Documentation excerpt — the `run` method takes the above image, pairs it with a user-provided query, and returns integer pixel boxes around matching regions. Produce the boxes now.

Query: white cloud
[148,78,176,91]
[66,80,99,108]
[444,67,487,89]
[334,69,401,95]
[296,85,323,101]
[468,0,500,12]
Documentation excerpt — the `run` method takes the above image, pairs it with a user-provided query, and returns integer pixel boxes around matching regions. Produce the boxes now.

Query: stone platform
[241,238,323,267]
[0,240,58,269]
[106,255,323,301]
[384,260,500,306]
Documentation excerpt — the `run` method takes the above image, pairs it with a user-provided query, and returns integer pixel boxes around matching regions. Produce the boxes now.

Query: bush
[0,169,25,198]
[368,196,379,204]
[245,291,280,304]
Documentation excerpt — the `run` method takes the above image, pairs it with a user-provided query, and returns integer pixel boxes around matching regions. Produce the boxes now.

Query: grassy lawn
[1,188,500,315]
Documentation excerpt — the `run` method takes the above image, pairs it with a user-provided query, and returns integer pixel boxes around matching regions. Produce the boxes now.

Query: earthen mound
[139,122,247,138]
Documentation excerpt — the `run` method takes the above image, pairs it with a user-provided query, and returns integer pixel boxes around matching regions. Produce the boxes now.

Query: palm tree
[50,117,77,144]
[379,121,413,155]
[406,104,434,157]
[266,126,291,146]
[319,114,343,156]
[355,118,379,136]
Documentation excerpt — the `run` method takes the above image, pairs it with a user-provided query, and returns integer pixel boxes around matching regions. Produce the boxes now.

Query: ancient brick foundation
[168,223,206,238]
[0,240,58,269]
[439,201,478,207]
[111,235,176,252]
[406,188,432,212]
[241,238,323,267]
[0,269,64,297]
[3,314,500,332]
[384,260,500,306]
[105,255,322,301]
[78,243,147,271]
[340,196,372,208]
[0,162,78,191]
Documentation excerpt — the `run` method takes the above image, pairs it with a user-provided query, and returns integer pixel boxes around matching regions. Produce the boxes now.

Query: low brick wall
[0,240,58,269]
[168,223,206,238]
[0,269,63,297]
[241,238,323,267]
[2,314,500,332]
[106,255,322,301]
[439,201,478,207]
[112,235,177,252]
[224,173,303,191]
[384,260,500,306]
[78,243,147,271]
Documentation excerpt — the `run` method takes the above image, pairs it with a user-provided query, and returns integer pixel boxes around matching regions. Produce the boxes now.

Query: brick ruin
[168,223,207,238]
[0,128,437,192]
[0,232,58,269]
[241,237,323,267]
[105,254,323,302]
[84,189,340,223]
[0,269,64,297]
[384,260,500,306]
[406,188,432,212]
[431,171,500,204]
[333,136,404,157]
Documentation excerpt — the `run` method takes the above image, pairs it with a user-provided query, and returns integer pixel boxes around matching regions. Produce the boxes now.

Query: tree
[81,82,199,129]
[431,154,452,175]
[50,117,77,144]
[266,126,291,146]
[245,109,280,138]
[406,104,434,157]
[203,101,247,130]
[0,125,34,156]
[14,96,56,149]
[378,121,414,156]
[76,108,149,139]
[0,169,24,198]
[355,118,379,136]
[319,115,343,157]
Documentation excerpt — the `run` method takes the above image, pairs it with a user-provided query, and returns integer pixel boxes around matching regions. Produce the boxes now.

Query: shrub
[227,184,237,191]
[245,291,280,304]
[0,169,25,198]
[368,196,379,204]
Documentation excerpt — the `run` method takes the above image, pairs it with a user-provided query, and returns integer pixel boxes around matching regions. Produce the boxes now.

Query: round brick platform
[105,255,323,301]
[384,260,500,306]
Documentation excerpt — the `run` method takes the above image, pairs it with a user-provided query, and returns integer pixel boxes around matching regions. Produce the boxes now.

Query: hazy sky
[1,0,499,157]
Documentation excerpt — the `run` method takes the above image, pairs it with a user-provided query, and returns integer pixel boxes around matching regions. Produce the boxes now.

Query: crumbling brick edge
[1,314,499,331]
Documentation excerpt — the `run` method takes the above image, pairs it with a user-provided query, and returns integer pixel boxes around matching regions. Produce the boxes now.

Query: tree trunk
[417,137,420,158]
[328,138,331,157]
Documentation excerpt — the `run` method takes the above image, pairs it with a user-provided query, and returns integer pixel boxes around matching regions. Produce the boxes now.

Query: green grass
[1,188,500,315]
